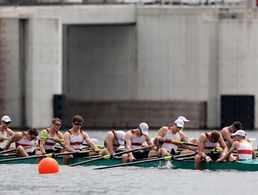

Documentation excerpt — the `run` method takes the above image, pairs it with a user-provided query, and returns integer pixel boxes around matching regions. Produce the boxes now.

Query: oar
[93,152,196,170]
[94,152,197,170]
[0,148,17,155]
[0,149,93,163]
[0,153,54,163]
[69,145,152,167]
[0,136,10,141]
[0,145,37,155]
[53,150,91,157]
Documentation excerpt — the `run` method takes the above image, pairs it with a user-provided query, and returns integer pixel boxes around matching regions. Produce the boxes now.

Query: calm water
[0,130,257,195]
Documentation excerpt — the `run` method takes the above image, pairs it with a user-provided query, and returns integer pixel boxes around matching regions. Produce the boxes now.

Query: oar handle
[113,145,152,156]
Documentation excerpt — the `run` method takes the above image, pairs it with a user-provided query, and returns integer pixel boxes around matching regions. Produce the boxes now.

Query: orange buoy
[38,157,59,174]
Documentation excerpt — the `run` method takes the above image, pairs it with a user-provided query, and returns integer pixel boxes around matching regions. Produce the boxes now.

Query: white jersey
[69,130,84,150]
[204,133,218,152]
[237,140,253,160]
[17,132,37,153]
[44,129,58,150]
[130,130,146,149]
[161,131,181,153]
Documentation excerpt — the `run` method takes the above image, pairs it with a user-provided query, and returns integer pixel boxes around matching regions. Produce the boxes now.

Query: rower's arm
[64,132,76,152]
[125,132,134,158]
[4,133,20,150]
[6,128,15,136]
[146,135,154,147]
[39,130,48,154]
[219,142,237,161]
[105,132,115,155]
[219,137,228,153]
[222,130,233,146]
[156,127,165,142]
[179,132,197,150]
[197,135,207,158]
[84,133,98,151]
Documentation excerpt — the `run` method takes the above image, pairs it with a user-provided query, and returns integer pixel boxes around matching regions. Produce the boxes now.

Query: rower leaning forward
[149,118,194,158]
[99,130,126,157]
[4,128,39,157]
[122,122,154,163]
[195,130,228,170]
[63,115,99,165]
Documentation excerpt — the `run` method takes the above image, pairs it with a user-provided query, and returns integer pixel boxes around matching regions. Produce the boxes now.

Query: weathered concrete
[0,5,258,128]
[25,18,62,127]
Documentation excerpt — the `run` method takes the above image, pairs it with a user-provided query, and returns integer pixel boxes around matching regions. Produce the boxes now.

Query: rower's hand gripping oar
[69,145,152,167]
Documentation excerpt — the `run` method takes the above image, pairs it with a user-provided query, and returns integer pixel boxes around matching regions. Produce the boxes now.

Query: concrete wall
[219,19,258,127]
[63,25,137,100]
[0,19,21,126]
[0,6,258,128]
[26,18,62,127]
[137,7,210,101]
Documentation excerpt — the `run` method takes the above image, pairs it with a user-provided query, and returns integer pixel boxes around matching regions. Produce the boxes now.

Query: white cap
[116,131,126,145]
[1,115,11,123]
[231,130,247,137]
[139,122,149,135]
[174,119,184,128]
[177,116,189,122]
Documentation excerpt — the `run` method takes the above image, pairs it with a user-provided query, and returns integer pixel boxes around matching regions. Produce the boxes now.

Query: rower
[99,130,126,157]
[63,115,98,165]
[122,122,154,163]
[221,121,242,147]
[194,130,228,170]
[4,128,39,157]
[0,115,15,150]
[149,118,193,157]
[37,118,64,155]
[176,116,197,144]
[218,130,256,161]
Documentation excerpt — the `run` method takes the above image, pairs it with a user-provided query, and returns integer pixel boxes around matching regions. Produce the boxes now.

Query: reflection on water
[0,130,258,195]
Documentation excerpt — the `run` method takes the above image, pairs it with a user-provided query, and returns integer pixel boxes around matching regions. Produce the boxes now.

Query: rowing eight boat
[0,154,258,171]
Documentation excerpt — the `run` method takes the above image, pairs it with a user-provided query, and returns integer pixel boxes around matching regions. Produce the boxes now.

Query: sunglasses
[74,123,82,126]
[3,121,11,125]
[54,123,61,126]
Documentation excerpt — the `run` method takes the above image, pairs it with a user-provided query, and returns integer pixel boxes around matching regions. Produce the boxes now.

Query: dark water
[0,130,257,195]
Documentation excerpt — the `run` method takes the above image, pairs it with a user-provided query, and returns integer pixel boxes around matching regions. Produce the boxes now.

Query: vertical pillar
[26,18,62,127]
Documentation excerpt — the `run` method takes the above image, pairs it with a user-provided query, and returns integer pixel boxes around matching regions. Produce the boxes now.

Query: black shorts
[207,151,221,161]
[132,150,149,160]
[45,148,61,154]
[73,152,89,158]
[27,150,36,156]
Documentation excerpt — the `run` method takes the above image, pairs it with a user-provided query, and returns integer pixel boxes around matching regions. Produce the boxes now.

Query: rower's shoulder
[159,126,168,132]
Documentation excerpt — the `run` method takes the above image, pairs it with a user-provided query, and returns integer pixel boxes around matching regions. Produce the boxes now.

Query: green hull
[0,156,167,168]
[172,159,258,171]
[1,155,258,171]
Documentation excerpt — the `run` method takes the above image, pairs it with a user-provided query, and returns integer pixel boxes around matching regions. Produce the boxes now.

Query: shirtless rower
[218,130,256,161]
[4,128,38,157]
[99,130,126,157]
[63,115,98,165]
[195,130,228,170]
[221,121,242,147]
[122,122,154,163]
[0,115,15,150]
[37,118,64,155]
